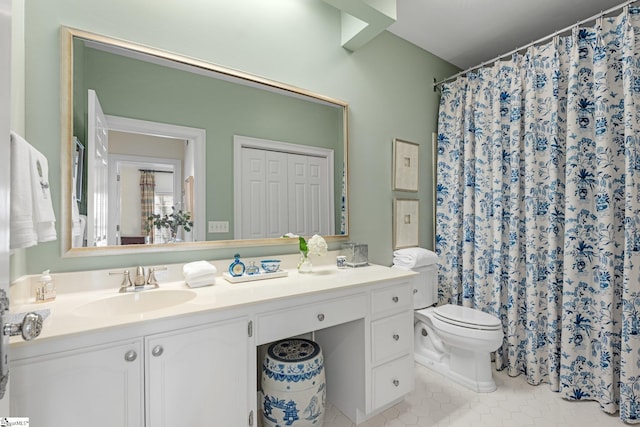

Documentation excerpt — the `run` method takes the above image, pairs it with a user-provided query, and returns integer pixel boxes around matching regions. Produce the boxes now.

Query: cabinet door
[146,317,250,426]
[11,340,143,427]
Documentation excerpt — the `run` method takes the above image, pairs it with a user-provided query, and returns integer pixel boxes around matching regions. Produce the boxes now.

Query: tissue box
[341,243,369,267]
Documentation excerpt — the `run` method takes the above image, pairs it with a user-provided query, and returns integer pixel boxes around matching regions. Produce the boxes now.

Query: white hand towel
[183,260,217,286]
[10,132,37,249]
[30,146,57,243]
[10,132,58,249]
[392,247,438,269]
[185,276,216,288]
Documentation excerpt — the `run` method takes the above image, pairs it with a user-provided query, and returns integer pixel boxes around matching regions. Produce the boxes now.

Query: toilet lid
[433,304,501,330]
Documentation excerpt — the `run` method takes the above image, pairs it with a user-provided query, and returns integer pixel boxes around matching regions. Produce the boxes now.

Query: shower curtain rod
[433,0,638,90]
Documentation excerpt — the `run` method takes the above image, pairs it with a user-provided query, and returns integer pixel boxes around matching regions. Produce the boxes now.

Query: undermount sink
[75,289,197,317]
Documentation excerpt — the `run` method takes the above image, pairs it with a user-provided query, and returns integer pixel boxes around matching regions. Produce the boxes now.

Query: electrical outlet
[208,221,229,233]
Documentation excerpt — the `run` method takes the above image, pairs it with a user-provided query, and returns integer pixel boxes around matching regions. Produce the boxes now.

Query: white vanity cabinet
[146,317,251,426]
[369,281,414,412]
[311,278,415,424]
[9,263,417,426]
[11,339,145,426]
[11,316,252,427]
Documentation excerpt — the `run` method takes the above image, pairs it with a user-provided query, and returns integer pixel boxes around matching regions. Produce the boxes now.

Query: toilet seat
[433,304,501,331]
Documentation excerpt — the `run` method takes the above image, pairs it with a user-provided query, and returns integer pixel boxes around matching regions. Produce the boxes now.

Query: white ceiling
[386,0,625,70]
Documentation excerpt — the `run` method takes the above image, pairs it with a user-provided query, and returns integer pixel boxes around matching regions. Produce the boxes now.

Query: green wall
[16,0,458,276]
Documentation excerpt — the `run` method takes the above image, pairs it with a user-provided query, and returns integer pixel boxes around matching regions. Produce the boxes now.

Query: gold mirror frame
[60,27,349,257]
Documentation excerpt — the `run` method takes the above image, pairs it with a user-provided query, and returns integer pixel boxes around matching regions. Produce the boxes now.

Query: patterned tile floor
[323,363,625,427]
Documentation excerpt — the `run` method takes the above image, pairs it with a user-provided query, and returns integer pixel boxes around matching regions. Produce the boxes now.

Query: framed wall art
[393,198,419,249]
[392,138,419,192]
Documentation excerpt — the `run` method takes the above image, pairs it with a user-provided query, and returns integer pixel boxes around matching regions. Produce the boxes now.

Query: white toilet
[396,252,504,393]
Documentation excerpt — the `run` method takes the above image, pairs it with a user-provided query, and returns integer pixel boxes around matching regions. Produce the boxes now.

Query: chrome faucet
[110,269,134,293]
[134,266,146,287]
[146,266,167,287]
[110,266,167,293]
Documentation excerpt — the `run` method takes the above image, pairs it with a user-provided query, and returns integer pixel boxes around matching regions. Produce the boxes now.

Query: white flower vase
[298,253,313,273]
[261,339,326,427]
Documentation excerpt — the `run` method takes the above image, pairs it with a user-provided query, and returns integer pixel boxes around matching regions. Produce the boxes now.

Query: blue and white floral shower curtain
[437,7,640,423]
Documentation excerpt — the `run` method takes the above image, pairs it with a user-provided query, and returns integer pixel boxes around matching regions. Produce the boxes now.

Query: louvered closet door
[238,147,331,239]
[239,148,288,239]
[287,153,330,236]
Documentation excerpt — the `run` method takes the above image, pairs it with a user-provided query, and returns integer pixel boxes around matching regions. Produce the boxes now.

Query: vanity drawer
[371,311,413,364]
[371,354,414,410]
[257,294,367,345]
[371,281,412,317]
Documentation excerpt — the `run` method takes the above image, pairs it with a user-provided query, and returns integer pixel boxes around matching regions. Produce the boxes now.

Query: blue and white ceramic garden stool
[261,338,326,427]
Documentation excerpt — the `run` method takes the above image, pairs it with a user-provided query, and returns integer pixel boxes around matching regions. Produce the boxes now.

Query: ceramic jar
[261,338,326,426]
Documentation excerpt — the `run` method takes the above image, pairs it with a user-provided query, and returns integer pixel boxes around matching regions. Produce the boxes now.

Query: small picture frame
[393,198,419,249]
[393,138,419,192]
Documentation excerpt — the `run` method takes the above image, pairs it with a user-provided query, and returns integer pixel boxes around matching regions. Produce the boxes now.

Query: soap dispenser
[36,269,56,302]
[229,254,246,277]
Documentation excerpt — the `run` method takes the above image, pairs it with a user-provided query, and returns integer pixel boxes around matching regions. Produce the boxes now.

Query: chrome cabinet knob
[124,350,137,362]
[152,345,164,357]
[392,296,399,303]
[393,379,400,387]
[317,313,325,322]
[393,334,400,341]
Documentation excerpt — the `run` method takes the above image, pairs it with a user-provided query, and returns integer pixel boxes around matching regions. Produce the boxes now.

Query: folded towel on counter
[392,247,438,269]
[183,260,217,287]
[10,132,57,249]
[183,260,217,279]
[185,277,216,288]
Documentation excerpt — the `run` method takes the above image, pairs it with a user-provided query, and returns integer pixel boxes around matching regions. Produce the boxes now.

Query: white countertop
[10,258,415,344]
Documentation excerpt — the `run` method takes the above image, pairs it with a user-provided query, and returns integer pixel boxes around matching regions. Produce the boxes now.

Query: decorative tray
[222,270,288,283]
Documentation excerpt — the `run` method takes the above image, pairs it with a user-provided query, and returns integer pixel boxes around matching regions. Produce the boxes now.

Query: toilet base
[414,349,497,393]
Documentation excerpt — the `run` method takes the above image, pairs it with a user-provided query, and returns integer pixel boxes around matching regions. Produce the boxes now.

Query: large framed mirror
[61,27,349,257]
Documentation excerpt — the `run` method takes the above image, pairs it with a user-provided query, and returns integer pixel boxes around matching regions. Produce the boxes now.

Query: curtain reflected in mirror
[139,171,155,244]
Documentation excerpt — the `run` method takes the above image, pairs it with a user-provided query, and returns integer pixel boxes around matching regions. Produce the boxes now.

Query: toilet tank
[411,264,438,309]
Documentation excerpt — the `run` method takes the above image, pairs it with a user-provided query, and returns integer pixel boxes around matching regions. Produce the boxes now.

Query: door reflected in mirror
[62,27,349,255]
[77,97,206,248]
[109,134,186,246]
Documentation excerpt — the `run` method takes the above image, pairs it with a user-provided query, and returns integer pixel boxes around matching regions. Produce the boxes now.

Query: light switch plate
[208,221,229,233]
